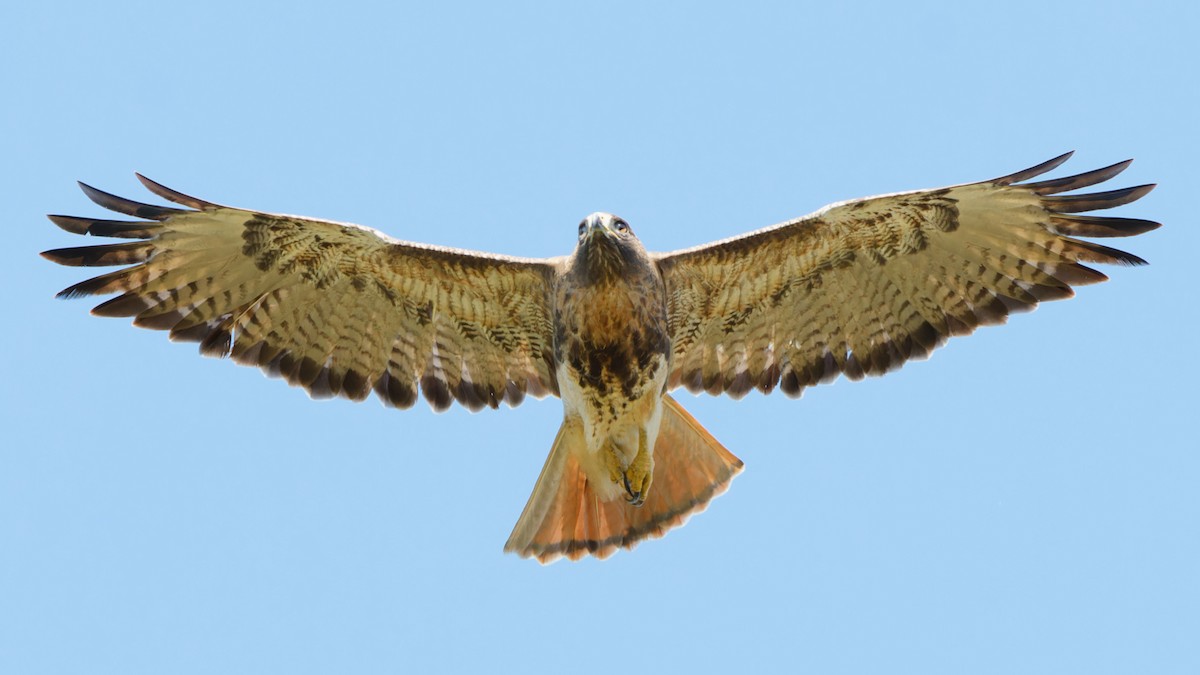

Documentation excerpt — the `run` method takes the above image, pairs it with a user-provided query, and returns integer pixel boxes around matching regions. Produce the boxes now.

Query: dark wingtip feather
[135,173,220,210]
[1049,215,1162,238]
[78,181,186,221]
[1063,238,1150,266]
[47,214,90,235]
[52,268,131,299]
[40,248,67,264]
[54,279,99,300]
[47,214,160,239]
[1049,263,1109,286]
[1024,159,1133,195]
[40,242,153,267]
[90,293,154,318]
[995,152,1074,186]
[1044,184,1156,213]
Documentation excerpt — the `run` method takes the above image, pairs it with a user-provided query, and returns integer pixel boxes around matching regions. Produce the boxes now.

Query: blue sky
[2,1,1196,673]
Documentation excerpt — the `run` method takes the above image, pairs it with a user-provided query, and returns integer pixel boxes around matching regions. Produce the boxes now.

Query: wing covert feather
[43,178,562,411]
[656,154,1159,399]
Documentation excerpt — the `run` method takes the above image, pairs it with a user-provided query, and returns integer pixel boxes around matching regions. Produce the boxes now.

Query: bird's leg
[603,443,625,486]
[622,428,653,507]
[599,432,653,506]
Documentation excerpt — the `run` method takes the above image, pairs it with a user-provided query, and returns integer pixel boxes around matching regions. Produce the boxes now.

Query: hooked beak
[581,213,609,240]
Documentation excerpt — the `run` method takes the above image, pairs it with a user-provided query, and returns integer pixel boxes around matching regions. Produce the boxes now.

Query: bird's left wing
[43,176,561,411]
[655,153,1159,399]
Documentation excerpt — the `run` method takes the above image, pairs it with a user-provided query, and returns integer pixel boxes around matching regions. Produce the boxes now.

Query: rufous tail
[504,394,744,563]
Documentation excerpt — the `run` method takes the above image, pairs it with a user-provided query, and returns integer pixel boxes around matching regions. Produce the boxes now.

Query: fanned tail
[504,394,743,563]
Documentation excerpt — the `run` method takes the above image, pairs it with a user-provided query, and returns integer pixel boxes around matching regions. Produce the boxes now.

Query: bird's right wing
[43,176,562,411]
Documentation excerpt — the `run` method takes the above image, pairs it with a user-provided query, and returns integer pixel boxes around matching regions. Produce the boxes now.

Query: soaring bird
[42,152,1158,563]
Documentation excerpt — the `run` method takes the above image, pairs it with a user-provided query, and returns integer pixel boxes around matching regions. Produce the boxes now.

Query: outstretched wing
[43,176,561,411]
[656,153,1159,398]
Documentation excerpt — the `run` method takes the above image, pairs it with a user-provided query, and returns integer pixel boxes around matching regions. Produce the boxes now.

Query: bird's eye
[614,220,630,234]
[578,221,587,237]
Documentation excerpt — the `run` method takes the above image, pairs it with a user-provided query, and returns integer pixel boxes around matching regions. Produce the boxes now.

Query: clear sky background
[2,2,1195,673]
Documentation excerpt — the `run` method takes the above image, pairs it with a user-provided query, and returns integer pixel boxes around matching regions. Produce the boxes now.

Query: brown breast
[553,262,670,408]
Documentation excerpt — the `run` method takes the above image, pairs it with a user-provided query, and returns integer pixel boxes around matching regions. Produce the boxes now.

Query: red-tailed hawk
[42,153,1158,563]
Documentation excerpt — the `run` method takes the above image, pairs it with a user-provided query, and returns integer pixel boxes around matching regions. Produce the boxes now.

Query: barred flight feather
[43,179,562,411]
[656,154,1159,399]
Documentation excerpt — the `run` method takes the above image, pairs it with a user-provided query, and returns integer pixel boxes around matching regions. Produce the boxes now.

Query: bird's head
[572,212,648,282]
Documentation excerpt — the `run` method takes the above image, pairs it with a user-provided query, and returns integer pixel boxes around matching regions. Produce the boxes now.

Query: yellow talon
[599,432,653,506]
[623,429,653,506]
